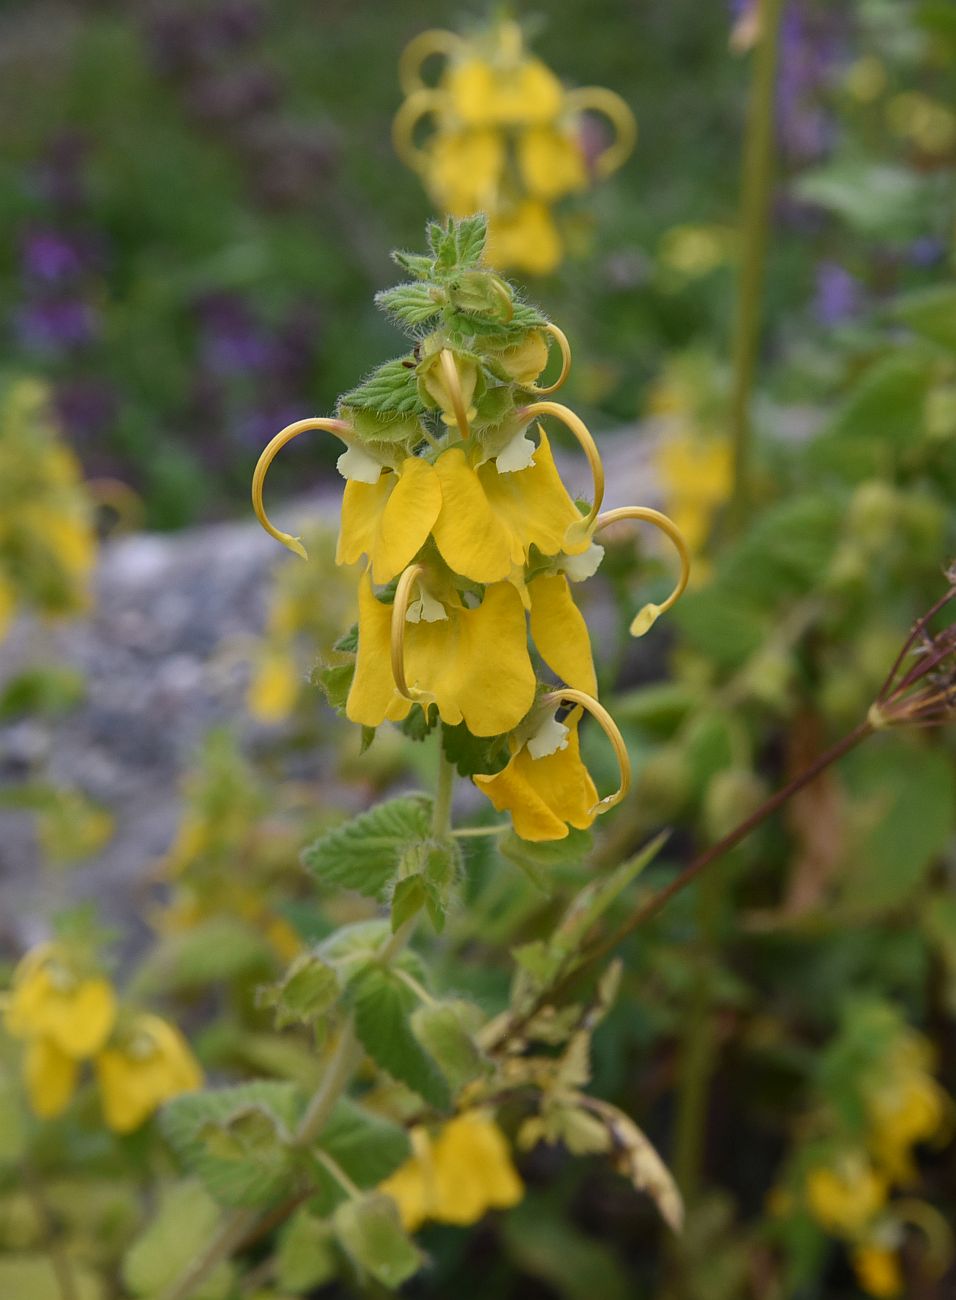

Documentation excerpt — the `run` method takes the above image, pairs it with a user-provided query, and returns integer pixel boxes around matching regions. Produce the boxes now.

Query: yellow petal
[247,650,299,723]
[475,710,598,841]
[430,1114,524,1225]
[24,1037,79,1118]
[378,1129,434,1234]
[528,573,597,696]
[42,978,118,1059]
[432,449,516,582]
[486,202,563,275]
[404,582,535,736]
[426,129,503,215]
[337,461,442,585]
[478,429,583,559]
[346,573,413,728]
[96,1015,202,1134]
[518,126,587,201]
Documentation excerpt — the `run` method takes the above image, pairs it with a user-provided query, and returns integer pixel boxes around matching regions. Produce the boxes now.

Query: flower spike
[540,688,631,816]
[252,417,351,560]
[519,401,605,543]
[398,28,462,95]
[524,323,572,396]
[439,349,472,438]
[390,564,428,703]
[392,89,443,172]
[564,86,638,180]
[594,506,691,635]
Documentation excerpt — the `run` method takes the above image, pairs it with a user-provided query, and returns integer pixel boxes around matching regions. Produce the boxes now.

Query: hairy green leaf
[348,964,451,1109]
[302,794,434,900]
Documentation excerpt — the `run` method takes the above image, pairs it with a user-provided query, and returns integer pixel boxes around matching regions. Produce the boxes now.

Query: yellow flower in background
[654,434,733,559]
[804,1154,888,1237]
[864,1036,950,1182]
[486,201,564,276]
[2,944,117,1119]
[852,1243,904,1298]
[658,224,733,280]
[394,19,635,274]
[248,647,300,724]
[380,1112,524,1232]
[95,1013,202,1134]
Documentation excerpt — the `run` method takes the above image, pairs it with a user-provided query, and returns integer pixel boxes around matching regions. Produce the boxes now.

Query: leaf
[0,1069,27,1166]
[314,660,354,713]
[411,1001,489,1092]
[344,406,425,445]
[348,964,451,1109]
[894,284,956,352]
[556,832,668,955]
[391,248,434,279]
[0,1256,104,1300]
[375,283,443,328]
[309,1099,411,1213]
[301,794,434,901]
[333,624,358,654]
[339,357,423,416]
[441,720,509,777]
[161,1081,304,1208]
[811,354,935,478]
[134,916,275,994]
[276,1207,338,1293]
[333,1192,423,1289]
[837,740,955,910]
[453,213,489,268]
[793,162,930,238]
[123,1180,235,1299]
[390,874,428,932]
[257,953,340,1029]
[597,1100,683,1231]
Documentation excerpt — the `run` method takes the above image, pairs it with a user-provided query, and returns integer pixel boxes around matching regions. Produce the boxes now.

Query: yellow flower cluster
[393,21,635,275]
[379,1111,523,1231]
[796,1027,952,1297]
[0,378,96,640]
[253,219,689,842]
[2,943,202,1133]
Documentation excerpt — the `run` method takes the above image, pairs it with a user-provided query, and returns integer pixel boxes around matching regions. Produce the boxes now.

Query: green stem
[158,1208,259,1300]
[23,1167,80,1300]
[432,747,456,839]
[728,0,785,528]
[293,1018,363,1149]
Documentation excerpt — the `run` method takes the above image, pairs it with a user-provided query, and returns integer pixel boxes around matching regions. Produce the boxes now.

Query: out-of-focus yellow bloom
[3,946,116,1061]
[95,1013,202,1134]
[486,201,564,276]
[886,92,956,155]
[865,1037,950,1182]
[658,224,732,279]
[3,944,117,1118]
[0,379,96,637]
[380,1112,524,1232]
[804,1155,888,1236]
[654,434,733,559]
[248,648,300,724]
[852,1243,904,1298]
[394,19,634,274]
[348,572,535,736]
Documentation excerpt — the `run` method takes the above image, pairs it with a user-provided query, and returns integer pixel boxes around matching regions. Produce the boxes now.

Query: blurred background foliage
[2,1,956,1298]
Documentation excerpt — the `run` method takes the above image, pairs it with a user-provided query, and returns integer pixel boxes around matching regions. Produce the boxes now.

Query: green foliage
[441,720,510,777]
[499,826,594,891]
[410,1001,489,1092]
[338,357,423,418]
[161,1082,304,1208]
[894,284,956,352]
[0,1257,104,1300]
[308,1100,411,1213]
[332,1192,422,1289]
[135,916,276,994]
[123,1181,235,1300]
[258,954,340,1029]
[276,1207,338,1293]
[301,794,434,901]
[347,963,451,1110]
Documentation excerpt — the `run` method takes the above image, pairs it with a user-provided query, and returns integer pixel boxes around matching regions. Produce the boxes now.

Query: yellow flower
[4,945,116,1061]
[337,430,585,587]
[380,1112,524,1232]
[804,1155,888,1237]
[852,1244,903,1298]
[517,125,587,201]
[654,432,733,558]
[474,706,599,842]
[3,944,117,1120]
[445,45,564,127]
[95,1013,202,1134]
[425,128,504,216]
[248,648,300,723]
[486,201,563,275]
[347,572,535,736]
[865,1039,950,1182]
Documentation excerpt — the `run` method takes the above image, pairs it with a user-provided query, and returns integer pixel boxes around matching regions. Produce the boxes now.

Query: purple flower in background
[55,378,119,442]
[14,299,101,355]
[29,132,90,212]
[907,237,946,268]
[195,293,276,376]
[776,2,844,164]
[813,261,862,326]
[21,230,88,286]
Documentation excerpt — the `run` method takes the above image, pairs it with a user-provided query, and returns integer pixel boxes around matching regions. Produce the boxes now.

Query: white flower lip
[527,711,570,760]
[495,428,537,474]
[336,444,384,484]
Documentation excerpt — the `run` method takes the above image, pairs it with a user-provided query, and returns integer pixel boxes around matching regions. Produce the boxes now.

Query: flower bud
[633,747,691,821]
[417,348,480,428]
[492,330,550,385]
